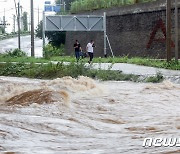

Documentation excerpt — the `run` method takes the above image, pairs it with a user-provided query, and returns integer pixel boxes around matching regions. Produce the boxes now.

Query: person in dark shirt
[74,40,82,61]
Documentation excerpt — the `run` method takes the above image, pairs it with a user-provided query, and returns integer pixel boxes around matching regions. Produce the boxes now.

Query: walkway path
[1,61,180,80]
[91,63,180,76]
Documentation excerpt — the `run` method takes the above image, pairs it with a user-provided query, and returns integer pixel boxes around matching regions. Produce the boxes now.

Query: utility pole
[18,2,21,50]
[38,6,40,25]
[13,14,16,33]
[29,14,31,31]
[31,0,34,57]
[20,5,23,31]
[61,0,65,12]
[175,0,179,62]
[14,0,17,17]
[3,8,5,33]
[42,11,45,48]
[166,0,172,62]
[64,1,66,12]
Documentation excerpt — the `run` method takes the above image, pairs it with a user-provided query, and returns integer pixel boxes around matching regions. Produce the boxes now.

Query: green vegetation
[35,21,43,39]
[35,20,66,47]
[43,44,65,59]
[4,62,166,83]
[91,56,180,70]
[0,62,140,81]
[3,48,27,57]
[0,27,5,34]
[71,0,157,13]
[0,55,179,70]
[22,12,28,32]
[0,50,171,83]
[145,72,164,83]
[56,0,75,11]
[35,0,66,46]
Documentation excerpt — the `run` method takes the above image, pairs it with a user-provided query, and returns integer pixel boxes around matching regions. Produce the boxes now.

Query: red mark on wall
[147,18,175,49]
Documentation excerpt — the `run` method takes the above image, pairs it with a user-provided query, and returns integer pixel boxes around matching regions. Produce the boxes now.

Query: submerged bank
[0,76,180,153]
[0,62,166,83]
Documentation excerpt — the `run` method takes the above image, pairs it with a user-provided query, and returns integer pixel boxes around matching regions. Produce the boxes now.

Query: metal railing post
[103,12,107,57]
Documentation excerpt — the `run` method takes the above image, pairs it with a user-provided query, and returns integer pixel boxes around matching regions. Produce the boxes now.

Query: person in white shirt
[86,40,95,64]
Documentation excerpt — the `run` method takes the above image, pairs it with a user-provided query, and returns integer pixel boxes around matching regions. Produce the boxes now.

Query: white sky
[0,0,56,33]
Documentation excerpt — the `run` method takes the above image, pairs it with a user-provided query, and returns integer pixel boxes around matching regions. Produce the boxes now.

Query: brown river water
[0,76,180,154]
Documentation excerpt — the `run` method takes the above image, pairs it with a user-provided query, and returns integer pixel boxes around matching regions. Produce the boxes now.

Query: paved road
[91,63,180,76]
[0,35,43,57]
[47,61,179,80]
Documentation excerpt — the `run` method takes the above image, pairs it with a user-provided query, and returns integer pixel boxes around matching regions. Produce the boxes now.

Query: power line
[21,6,43,13]
[0,8,15,14]
[21,6,43,10]
[0,6,43,14]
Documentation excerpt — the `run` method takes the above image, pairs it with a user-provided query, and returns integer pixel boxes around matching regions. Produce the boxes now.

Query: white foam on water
[0,77,180,153]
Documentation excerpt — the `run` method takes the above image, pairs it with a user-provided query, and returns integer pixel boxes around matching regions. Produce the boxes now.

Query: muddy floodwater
[0,76,180,154]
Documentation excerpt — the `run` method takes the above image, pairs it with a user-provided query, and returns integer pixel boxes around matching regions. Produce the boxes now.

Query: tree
[35,21,66,47]
[36,0,76,47]
[35,20,43,39]
[35,0,68,47]
[56,0,76,11]
[0,26,5,34]
[22,12,28,31]
[46,31,66,47]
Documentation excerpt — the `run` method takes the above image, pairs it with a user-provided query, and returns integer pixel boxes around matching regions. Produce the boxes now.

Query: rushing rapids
[0,76,180,153]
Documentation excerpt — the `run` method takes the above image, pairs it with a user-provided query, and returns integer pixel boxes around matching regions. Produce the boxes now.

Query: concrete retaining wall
[65,0,180,58]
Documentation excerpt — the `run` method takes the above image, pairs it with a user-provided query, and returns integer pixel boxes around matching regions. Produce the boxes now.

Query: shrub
[4,48,27,57]
[70,0,157,13]
[43,44,65,59]
[146,72,164,83]
[0,62,141,82]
